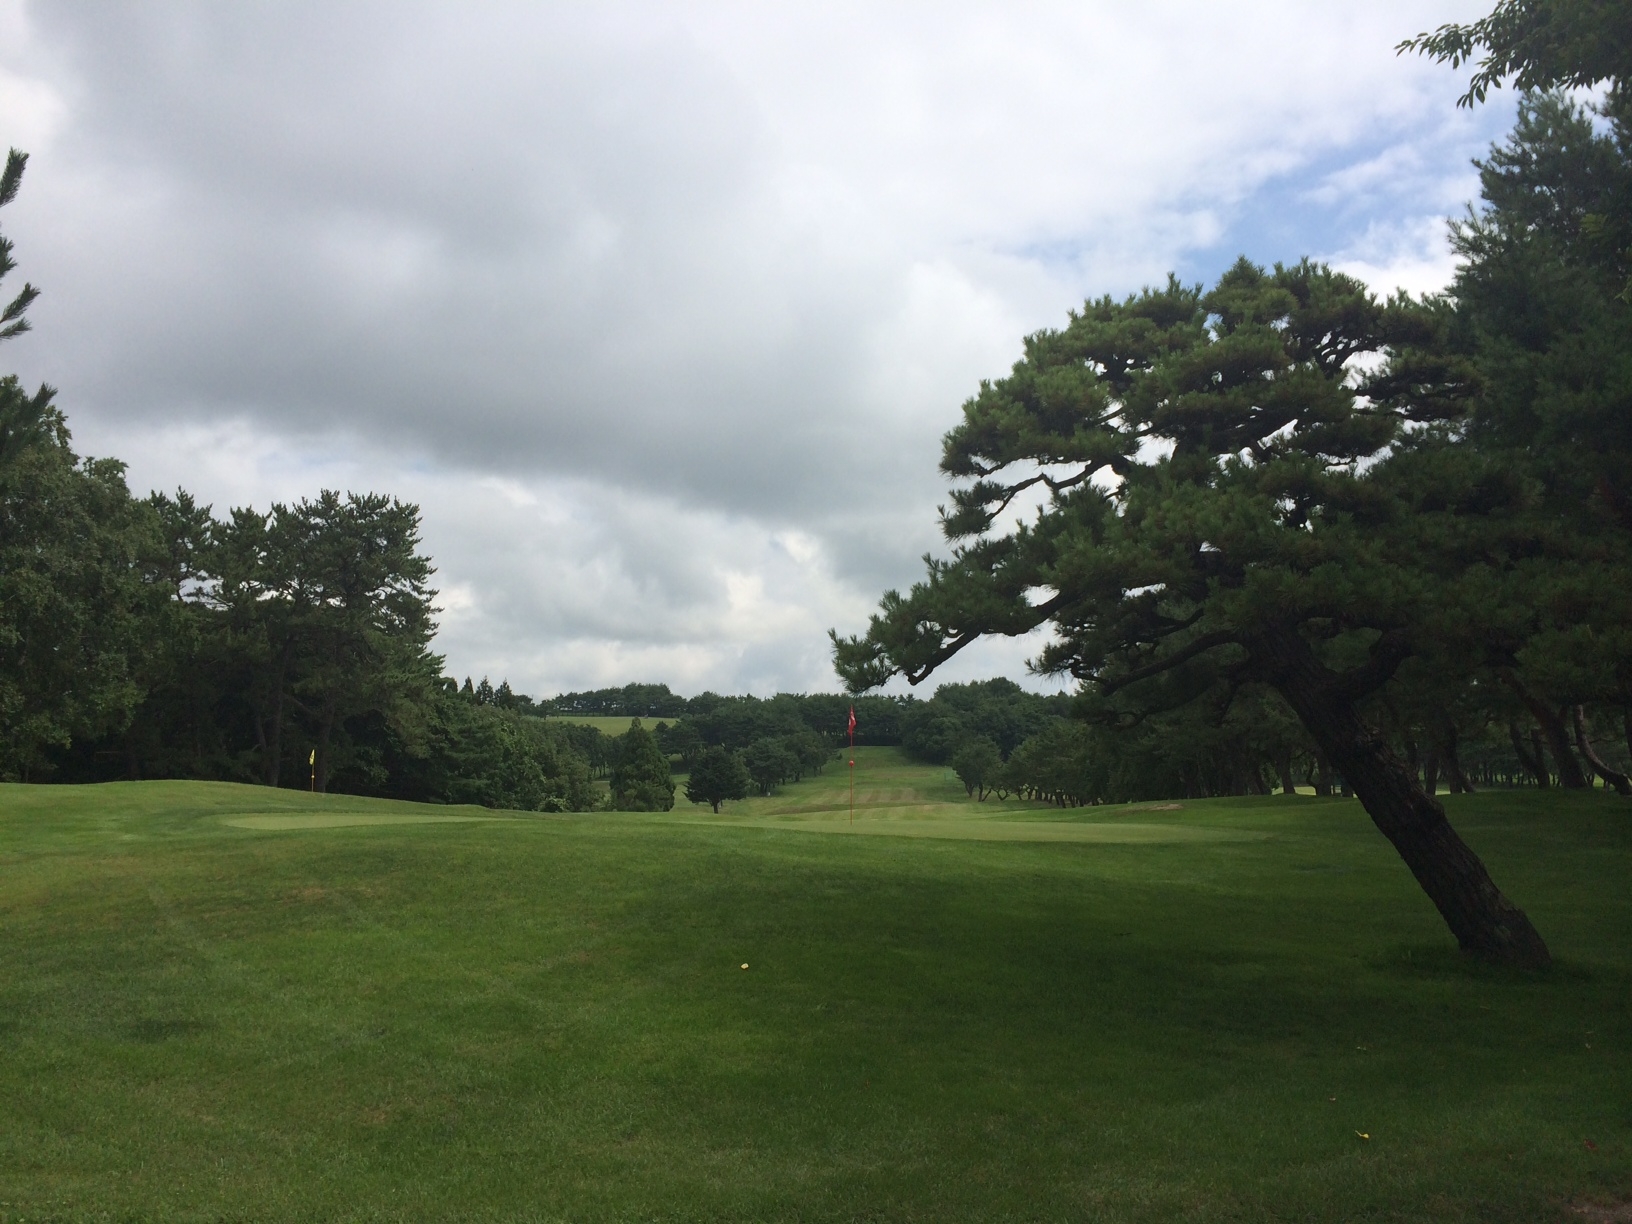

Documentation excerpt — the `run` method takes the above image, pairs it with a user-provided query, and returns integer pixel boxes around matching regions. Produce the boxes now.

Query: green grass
[545,715,666,735]
[1,747,1628,1223]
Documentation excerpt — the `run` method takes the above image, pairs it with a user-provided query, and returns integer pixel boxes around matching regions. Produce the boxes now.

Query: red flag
[847,706,856,742]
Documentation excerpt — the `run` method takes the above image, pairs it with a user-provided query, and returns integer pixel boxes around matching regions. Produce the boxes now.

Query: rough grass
[1,746,1628,1223]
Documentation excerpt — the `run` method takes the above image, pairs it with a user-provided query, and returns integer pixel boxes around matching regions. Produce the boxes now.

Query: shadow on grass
[1367,942,1597,984]
[123,1018,214,1042]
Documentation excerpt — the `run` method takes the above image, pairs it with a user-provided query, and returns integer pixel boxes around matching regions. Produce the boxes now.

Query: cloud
[0,0,1509,696]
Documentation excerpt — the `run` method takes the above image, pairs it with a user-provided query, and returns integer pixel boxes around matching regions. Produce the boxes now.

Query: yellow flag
[309,749,316,765]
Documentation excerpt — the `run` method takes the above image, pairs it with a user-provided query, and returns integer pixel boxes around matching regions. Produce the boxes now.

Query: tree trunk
[1246,626,1550,968]
[1500,671,1590,788]
[1509,722,1548,787]
[1422,749,1440,797]
[1276,748,1297,795]
[1312,751,1334,797]
[1441,724,1474,793]
[1573,705,1632,796]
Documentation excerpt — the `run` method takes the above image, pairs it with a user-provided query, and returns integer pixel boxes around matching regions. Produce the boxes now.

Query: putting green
[223,813,508,831]
[679,817,1267,843]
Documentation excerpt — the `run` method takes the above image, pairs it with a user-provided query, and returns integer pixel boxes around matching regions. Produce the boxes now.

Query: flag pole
[847,705,856,825]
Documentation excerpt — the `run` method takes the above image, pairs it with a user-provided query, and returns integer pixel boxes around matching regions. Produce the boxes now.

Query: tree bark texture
[1246,626,1551,968]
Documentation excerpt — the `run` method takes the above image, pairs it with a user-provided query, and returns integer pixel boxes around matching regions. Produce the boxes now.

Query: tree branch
[1097,629,1237,695]
[1328,629,1412,701]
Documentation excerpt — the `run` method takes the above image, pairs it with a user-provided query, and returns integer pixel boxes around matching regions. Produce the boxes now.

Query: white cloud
[1329,215,1463,300]
[1,0,1508,697]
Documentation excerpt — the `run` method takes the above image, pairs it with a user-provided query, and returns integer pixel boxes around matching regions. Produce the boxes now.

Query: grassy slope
[545,715,663,736]
[0,747,1627,1223]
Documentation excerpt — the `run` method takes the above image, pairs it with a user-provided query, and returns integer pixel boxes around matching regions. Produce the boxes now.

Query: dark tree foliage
[609,719,676,811]
[900,678,1069,762]
[950,736,1003,799]
[1443,86,1632,786]
[547,683,688,718]
[1001,721,1100,807]
[742,737,801,796]
[684,745,752,813]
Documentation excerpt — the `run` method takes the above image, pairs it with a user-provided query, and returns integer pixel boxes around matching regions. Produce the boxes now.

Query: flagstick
[848,712,855,825]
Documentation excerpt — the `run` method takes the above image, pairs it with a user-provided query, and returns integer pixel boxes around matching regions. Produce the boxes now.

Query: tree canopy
[684,745,752,813]
[831,256,1560,966]
[1400,0,1632,106]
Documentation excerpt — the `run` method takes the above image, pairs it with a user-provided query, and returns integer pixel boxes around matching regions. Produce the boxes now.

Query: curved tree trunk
[1247,626,1550,968]
[1501,671,1590,789]
[1574,706,1632,796]
[1509,722,1548,787]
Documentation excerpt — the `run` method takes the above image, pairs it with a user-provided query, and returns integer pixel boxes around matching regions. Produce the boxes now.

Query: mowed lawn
[544,716,660,736]
[0,749,1627,1223]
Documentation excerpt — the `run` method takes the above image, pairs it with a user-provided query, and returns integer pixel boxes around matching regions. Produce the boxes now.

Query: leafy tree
[213,491,438,791]
[0,430,158,779]
[609,718,675,810]
[1437,90,1632,782]
[437,701,593,811]
[950,736,1003,799]
[1003,721,1101,807]
[1400,0,1632,107]
[0,148,162,780]
[288,491,439,792]
[742,737,799,796]
[114,490,246,781]
[833,258,1553,967]
[787,729,834,776]
[684,745,752,813]
[901,677,1070,762]
[655,719,705,769]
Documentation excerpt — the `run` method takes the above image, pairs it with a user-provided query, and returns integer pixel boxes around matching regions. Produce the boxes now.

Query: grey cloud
[0,0,1503,694]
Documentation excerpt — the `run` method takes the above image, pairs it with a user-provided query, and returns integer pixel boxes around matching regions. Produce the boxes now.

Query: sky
[0,1,1516,699]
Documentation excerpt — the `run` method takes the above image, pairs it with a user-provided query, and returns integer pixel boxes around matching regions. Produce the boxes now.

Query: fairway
[663,749,1265,842]
[673,817,1264,843]
[1,749,1628,1223]
[544,715,660,735]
